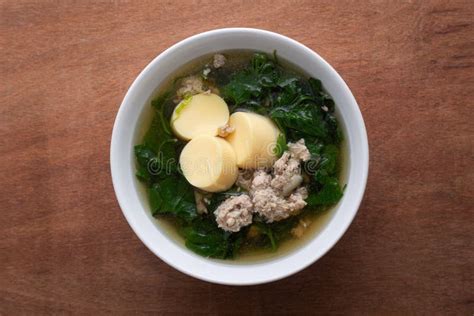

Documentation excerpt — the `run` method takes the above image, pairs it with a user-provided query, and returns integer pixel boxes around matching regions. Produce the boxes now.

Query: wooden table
[1,1,473,314]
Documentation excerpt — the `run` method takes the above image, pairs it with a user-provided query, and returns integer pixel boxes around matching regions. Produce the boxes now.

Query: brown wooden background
[1,0,473,314]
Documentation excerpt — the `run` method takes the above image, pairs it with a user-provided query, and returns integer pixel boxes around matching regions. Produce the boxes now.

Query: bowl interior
[110,28,368,285]
[134,50,351,263]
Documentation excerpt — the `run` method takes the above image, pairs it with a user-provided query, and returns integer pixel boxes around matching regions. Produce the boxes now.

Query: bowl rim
[110,27,369,285]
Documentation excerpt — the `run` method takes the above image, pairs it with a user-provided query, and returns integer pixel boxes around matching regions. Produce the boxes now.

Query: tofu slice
[180,135,238,192]
[171,93,229,140]
[226,112,280,168]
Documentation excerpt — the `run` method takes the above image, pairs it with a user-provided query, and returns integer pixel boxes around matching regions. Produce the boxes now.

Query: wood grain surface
[1,0,473,314]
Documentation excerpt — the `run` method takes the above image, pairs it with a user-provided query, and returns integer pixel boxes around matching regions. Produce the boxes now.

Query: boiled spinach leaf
[317,145,339,177]
[273,133,288,158]
[223,53,279,107]
[223,71,262,105]
[252,221,277,250]
[248,215,301,251]
[183,216,245,259]
[148,177,197,221]
[183,188,247,258]
[134,144,159,183]
[270,104,329,139]
[135,95,180,181]
[307,175,343,206]
[305,145,343,206]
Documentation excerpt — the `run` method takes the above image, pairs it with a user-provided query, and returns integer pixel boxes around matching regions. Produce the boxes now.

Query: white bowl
[110,28,369,285]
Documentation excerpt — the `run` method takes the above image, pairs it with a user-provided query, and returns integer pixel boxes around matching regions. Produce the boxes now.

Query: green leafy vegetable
[136,95,180,180]
[183,216,246,259]
[223,72,262,105]
[317,145,339,176]
[135,166,151,183]
[253,222,277,250]
[306,142,324,158]
[246,216,300,251]
[308,78,322,94]
[183,218,229,258]
[305,145,343,206]
[325,112,343,143]
[270,105,329,139]
[223,53,280,108]
[135,145,156,168]
[151,100,173,137]
[148,177,197,221]
[307,175,343,206]
[134,144,158,183]
[273,133,288,158]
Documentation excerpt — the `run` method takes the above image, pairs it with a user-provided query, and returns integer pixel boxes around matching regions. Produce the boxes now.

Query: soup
[134,51,345,260]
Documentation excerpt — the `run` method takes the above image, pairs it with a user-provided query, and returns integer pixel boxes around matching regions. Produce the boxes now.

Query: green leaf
[304,143,344,207]
[223,52,280,107]
[273,133,288,158]
[306,144,343,206]
[270,104,329,139]
[183,187,247,258]
[135,166,151,183]
[317,145,339,176]
[134,145,156,168]
[307,176,343,206]
[306,142,324,159]
[270,216,300,240]
[272,49,279,64]
[277,76,299,88]
[251,53,276,75]
[207,187,243,213]
[150,93,173,135]
[135,97,179,180]
[183,216,245,259]
[249,215,302,251]
[308,78,322,95]
[223,71,262,105]
[148,177,197,222]
[134,145,162,183]
[325,112,343,143]
[253,222,277,250]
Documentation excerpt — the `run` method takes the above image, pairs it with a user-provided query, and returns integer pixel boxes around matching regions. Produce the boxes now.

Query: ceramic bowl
[110,28,369,285]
